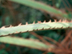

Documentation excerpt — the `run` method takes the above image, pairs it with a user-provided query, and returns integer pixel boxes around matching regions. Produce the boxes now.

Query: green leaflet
[10,0,69,19]
[0,22,72,36]
[0,36,53,50]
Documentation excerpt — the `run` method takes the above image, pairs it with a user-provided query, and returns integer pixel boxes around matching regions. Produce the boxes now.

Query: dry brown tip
[33,21,35,24]
[18,23,22,26]
[49,20,51,23]
[1,26,5,29]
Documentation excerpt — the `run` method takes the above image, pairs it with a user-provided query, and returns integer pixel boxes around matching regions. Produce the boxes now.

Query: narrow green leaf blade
[0,36,53,50]
[10,0,69,19]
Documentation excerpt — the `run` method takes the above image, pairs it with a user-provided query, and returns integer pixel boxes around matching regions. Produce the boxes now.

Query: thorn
[8,34,11,35]
[68,26,70,28]
[33,21,35,24]
[64,19,68,22]
[36,29,38,31]
[58,19,61,22]
[48,48,52,52]
[61,26,63,28]
[62,20,65,22]
[54,19,57,22]
[42,28,44,30]
[20,32,22,33]
[33,39,39,41]
[10,25,13,27]
[16,31,18,33]
[18,23,22,26]
[1,26,5,29]
[43,20,46,23]
[49,27,51,29]
[71,20,72,22]
[62,19,68,22]
[49,20,51,22]
[38,21,41,23]
[26,22,28,25]
[33,29,35,31]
